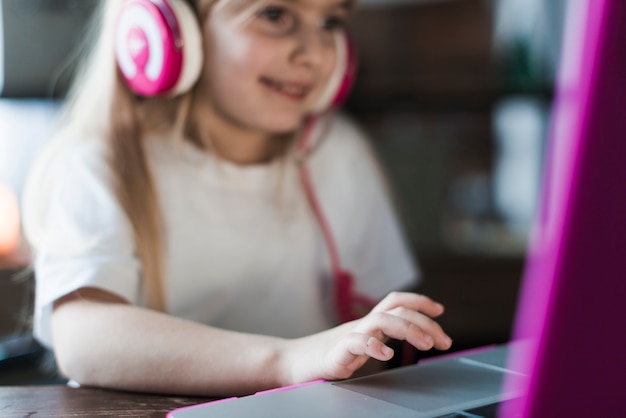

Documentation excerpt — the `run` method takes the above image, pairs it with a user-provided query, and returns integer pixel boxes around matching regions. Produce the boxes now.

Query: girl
[23,0,452,396]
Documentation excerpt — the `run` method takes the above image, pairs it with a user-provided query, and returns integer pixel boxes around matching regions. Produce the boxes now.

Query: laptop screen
[501,0,626,416]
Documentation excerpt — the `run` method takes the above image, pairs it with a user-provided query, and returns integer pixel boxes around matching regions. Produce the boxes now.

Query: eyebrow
[341,0,356,10]
[283,0,355,12]
[335,0,355,11]
[328,0,355,12]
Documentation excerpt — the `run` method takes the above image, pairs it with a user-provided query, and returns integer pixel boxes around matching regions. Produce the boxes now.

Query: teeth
[265,78,307,96]
[281,84,305,95]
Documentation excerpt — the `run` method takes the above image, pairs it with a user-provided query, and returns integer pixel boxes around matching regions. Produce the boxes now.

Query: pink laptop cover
[501,0,626,416]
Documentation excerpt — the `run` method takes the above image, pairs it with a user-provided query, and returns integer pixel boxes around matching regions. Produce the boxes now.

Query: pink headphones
[114,0,356,112]
[115,0,372,323]
[115,0,202,97]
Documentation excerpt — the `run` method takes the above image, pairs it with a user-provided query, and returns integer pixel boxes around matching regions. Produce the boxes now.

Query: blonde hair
[23,0,217,312]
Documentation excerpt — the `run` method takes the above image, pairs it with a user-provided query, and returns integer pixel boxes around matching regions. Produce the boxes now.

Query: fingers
[337,333,394,363]
[324,292,452,381]
[394,308,452,350]
[321,332,395,380]
[361,309,451,351]
[373,291,445,318]
[359,292,453,352]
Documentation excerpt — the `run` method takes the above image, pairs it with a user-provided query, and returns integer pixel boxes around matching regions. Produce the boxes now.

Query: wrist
[277,336,324,386]
[276,338,301,387]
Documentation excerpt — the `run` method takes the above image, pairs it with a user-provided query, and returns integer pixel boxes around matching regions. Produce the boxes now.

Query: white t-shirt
[32,114,418,348]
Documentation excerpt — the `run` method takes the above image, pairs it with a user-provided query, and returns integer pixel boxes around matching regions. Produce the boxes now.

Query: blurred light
[493,97,545,236]
[0,182,20,255]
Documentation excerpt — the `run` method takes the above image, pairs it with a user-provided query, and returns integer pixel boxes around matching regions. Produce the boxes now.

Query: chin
[259,114,306,135]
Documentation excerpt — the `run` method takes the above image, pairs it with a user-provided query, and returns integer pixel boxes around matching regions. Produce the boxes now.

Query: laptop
[169,0,626,416]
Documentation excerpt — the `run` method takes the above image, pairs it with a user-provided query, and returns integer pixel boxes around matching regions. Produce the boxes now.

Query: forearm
[51,290,451,396]
[52,299,290,396]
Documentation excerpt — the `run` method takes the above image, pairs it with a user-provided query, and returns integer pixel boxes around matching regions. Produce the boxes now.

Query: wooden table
[0,385,216,417]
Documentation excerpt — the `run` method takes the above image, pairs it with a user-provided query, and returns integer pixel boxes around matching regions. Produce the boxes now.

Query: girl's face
[197,0,354,136]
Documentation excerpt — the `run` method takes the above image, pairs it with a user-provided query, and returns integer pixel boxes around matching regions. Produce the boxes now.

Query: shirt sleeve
[313,115,420,302]
[30,139,141,348]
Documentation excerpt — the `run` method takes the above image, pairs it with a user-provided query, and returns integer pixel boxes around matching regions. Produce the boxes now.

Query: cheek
[215,32,254,68]
[306,47,338,108]
[200,39,254,114]
[207,30,270,92]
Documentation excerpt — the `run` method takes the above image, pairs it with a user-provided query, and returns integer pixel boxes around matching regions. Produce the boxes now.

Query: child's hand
[285,292,452,384]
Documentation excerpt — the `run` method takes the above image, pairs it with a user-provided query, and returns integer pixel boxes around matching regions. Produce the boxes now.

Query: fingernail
[382,346,393,358]
[443,336,452,348]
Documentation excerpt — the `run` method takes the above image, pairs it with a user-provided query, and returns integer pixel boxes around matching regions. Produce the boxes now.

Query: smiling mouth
[260,77,312,101]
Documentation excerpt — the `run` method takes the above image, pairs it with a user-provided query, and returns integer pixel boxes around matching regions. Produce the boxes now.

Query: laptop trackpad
[335,358,516,417]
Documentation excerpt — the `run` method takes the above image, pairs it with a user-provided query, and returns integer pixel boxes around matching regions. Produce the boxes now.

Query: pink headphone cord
[297,116,377,323]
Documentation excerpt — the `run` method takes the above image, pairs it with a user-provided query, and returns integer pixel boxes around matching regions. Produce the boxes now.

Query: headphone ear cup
[115,0,202,97]
[310,32,358,114]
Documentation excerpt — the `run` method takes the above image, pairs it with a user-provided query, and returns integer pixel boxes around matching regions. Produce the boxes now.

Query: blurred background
[0,0,566,384]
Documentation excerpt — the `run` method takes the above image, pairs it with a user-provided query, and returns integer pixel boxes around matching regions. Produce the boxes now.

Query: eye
[256,5,296,34]
[260,6,286,22]
[321,15,347,32]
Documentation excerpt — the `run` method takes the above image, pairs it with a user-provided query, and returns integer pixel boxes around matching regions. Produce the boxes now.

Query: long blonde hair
[23,0,219,311]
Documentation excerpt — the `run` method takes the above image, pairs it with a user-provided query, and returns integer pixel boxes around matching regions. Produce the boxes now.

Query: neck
[187,96,294,165]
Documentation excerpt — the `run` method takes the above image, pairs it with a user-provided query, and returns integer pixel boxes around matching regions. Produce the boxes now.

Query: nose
[291,25,330,68]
